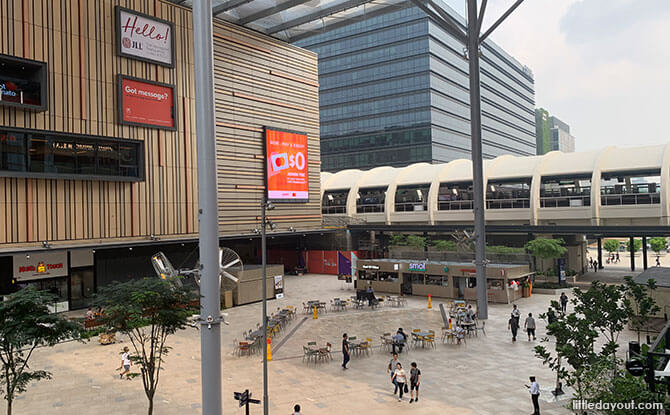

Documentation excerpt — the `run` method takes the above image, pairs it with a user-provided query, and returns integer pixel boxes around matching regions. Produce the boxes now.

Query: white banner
[116,7,174,67]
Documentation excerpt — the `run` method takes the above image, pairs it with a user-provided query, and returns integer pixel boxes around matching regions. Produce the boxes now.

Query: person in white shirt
[119,346,131,379]
[391,363,408,401]
[526,376,540,415]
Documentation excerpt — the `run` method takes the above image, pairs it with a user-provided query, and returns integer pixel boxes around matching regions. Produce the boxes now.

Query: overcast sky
[445,0,670,152]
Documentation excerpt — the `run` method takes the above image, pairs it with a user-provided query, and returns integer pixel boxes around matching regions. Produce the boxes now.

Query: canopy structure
[167,0,412,42]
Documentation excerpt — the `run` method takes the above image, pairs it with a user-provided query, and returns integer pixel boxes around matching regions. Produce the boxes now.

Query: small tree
[573,282,631,375]
[535,298,599,400]
[432,240,456,251]
[96,278,197,415]
[604,239,620,255]
[624,276,660,344]
[525,238,568,281]
[626,238,642,253]
[649,237,666,255]
[389,234,407,247]
[0,287,82,415]
[405,235,426,250]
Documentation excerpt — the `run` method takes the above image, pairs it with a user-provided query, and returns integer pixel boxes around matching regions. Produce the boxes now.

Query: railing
[601,193,660,206]
[322,205,346,214]
[356,203,385,213]
[486,198,530,209]
[540,195,591,208]
[438,200,473,210]
[394,201,428,212]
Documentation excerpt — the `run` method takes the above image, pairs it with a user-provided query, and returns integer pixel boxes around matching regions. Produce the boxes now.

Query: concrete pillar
[630,236,636,272]
[597,238,603,269]
[642,236,648,270]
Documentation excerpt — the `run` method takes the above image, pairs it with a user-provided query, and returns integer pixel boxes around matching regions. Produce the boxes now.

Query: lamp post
[192,0,222,413]
[260,196,275,415]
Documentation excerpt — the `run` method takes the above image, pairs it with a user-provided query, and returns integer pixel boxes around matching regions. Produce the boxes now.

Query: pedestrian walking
[616,252,620,263]
[391,363,408,402]
[524,313,536,341]
[593,260,598,272]
[342,333,350,370]
[560,292,568,313]
[508,313,519,342]
[118,346,131,379]
[526,376,541,415]
[409,362,421,404]
[292,404,302,414]
[657,256,661,267]
[511,304,521,325]
[387,353,401,395]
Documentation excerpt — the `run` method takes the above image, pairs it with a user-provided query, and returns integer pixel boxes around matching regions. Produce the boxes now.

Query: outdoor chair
[423,334,436,349]
[303,302,309,314]
[475,321,486,336]
[319,342,333,361]
[232,338,240,356]
[238,342,251,357]
[303,346,318,364]
[358,340,371,356]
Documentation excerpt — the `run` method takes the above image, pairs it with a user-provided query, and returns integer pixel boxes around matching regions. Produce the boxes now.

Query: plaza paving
[8,273,639,414]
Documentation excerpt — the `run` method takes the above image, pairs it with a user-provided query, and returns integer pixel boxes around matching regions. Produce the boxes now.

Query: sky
[445,0,670,152]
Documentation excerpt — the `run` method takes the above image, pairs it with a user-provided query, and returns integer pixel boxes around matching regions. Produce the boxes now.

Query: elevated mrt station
[322,144,670,273]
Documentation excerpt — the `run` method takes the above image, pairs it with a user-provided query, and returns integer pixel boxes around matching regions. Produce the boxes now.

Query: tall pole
[193,1,222,414]
[261,197,269,415]
[466,0,488,319]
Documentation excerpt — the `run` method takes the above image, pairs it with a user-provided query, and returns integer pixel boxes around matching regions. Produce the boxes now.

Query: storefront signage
[118,75,176,130]
[116,7,175,67]
[460,268,476,274]
[13,251,68,281]
[408,262,426,272]
[362,264,380,270]
[0,54,47,111]
[265,127,309,202]
[274,275,284,299]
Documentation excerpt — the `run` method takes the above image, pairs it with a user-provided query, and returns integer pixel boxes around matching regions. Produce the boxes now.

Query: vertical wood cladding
[0,0,321,247]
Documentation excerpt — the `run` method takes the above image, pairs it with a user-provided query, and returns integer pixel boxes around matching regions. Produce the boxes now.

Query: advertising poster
[274,275,284,299]
[118,76,176,130]
[265,128,309,202]
[116,6,174,67]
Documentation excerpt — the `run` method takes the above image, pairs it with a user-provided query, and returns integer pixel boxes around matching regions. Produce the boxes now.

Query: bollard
[427,294,432,309]
[267,338,272,361]
[448,318,452,330]
[313,305,318,320]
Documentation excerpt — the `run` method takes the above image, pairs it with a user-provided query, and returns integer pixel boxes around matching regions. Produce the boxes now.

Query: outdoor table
[415,331,434,348]
[334,300,347,311]
[461,321,476,336]
[247,329,264,340]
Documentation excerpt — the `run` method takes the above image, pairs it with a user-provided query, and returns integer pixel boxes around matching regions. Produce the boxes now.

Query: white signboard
[13,251,68,281]
[116,6,175,67]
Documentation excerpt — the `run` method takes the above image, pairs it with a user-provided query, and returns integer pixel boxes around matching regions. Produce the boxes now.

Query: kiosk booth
[355,259,533,304]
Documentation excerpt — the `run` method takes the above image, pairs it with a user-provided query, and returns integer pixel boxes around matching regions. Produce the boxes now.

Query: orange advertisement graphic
[265,129,309,201]
[119,77,175,129]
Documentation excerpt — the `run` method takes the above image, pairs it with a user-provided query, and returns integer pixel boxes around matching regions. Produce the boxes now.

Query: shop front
[355,259,533,304]
[8,249,95,311]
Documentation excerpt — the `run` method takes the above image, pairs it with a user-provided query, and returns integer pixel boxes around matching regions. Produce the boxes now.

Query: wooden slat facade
[0,0,322,250]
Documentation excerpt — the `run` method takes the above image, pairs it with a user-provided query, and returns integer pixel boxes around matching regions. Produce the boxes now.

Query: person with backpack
[409,362,421,403]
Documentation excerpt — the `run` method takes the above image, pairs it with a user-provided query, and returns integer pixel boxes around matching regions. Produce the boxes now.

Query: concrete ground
[8,274,639,415]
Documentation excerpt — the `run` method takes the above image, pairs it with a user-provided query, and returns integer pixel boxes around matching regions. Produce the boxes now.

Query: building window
[0,128,144,181]
[358,270,376,280]
[357,187,387,213]
[426,275,448,286]
[486,178,531,209]
[438,182,473,210]
[378,272,398,282]
[600,170,661,206]
[322,189,349,214]
[395,184,430,212]
[540,175,591,208]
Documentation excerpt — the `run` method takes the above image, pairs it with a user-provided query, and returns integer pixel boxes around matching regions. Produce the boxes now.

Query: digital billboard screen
[265,128,309,202]
[117,75,176,130]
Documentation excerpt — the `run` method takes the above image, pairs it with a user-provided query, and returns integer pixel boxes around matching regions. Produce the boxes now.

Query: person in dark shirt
[508,313,519,342]
[342,333,350,370]
[409,362,421,403]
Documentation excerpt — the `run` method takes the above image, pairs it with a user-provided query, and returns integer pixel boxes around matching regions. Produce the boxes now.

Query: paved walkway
[9,274,638,414]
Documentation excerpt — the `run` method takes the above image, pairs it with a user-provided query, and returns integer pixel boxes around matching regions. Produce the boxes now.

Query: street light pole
[192,0,222,414]
[261,196,269,415]
[466,0,488,320]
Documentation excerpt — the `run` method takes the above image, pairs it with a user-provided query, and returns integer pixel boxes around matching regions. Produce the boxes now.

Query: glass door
[70,268,94,309]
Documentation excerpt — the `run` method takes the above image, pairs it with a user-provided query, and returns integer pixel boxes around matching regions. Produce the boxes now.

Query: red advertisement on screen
[265,128,309,202]
[118,76,175,130]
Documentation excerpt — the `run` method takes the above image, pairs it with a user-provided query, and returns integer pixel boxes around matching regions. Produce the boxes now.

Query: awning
[166,0,411,42]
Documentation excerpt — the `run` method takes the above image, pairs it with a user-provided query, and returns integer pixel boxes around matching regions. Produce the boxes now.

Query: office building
[295,2,536,172]
[535,108,575,154]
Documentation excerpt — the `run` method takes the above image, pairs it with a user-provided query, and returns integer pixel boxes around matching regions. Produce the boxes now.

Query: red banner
[118,76,175,130]
[265,128,309,202]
